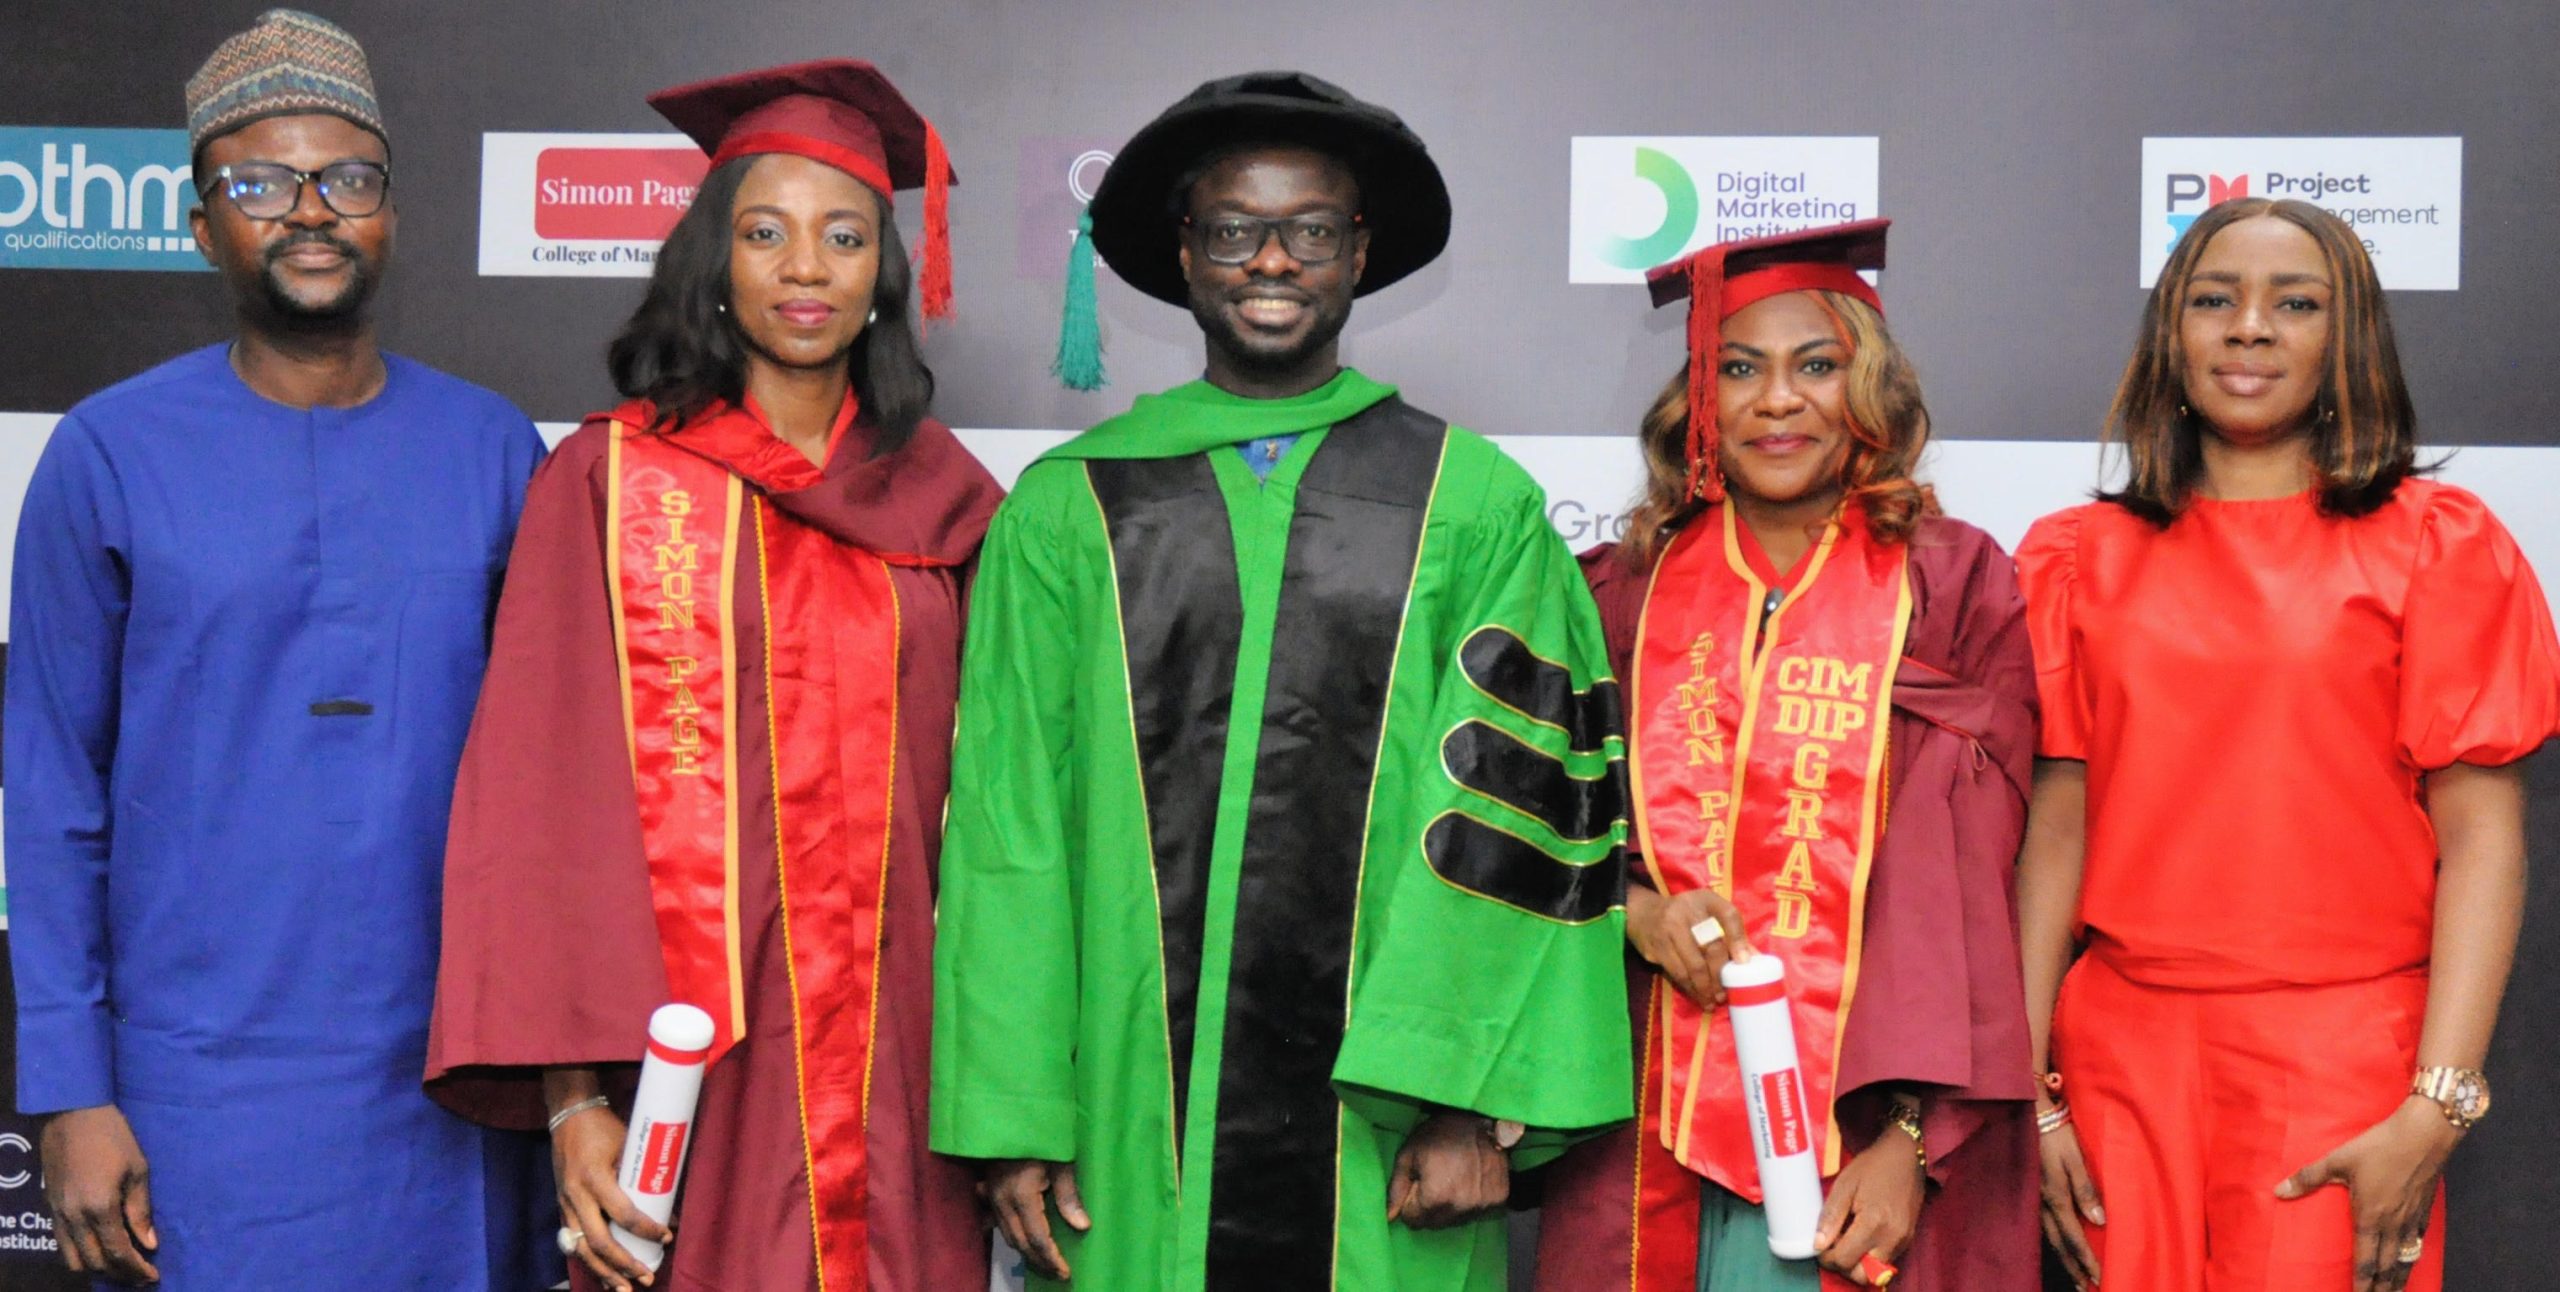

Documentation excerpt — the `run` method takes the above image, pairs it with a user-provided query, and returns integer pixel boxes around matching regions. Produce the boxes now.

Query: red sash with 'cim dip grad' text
[1625,504,1909,1291]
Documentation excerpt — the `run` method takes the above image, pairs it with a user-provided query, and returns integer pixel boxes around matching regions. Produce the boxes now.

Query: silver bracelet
[546,1094,611,1134]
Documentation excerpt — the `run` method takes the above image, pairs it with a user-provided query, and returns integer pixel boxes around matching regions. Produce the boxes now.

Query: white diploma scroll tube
[1717,953,1825,1261]
[609,1003,716,1271]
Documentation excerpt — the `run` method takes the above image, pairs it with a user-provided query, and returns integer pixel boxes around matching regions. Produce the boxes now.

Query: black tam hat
[1090,70,1449,305]
[1050,70,1450,390]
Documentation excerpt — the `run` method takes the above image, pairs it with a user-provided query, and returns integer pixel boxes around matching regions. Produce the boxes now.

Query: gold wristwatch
[1886,1100,1927,1172]
[2411,1066,2490,1130]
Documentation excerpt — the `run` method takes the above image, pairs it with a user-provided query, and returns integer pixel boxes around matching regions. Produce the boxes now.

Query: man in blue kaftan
[5,10,557,1288]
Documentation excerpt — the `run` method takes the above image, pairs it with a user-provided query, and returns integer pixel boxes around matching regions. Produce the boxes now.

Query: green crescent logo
[1598,146,1699,271]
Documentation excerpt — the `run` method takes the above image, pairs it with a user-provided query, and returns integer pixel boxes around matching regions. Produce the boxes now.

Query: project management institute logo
[1568,137,1879,285]
[0,127,208,271]
[2140,137,2463,290]
[478,133,708,278]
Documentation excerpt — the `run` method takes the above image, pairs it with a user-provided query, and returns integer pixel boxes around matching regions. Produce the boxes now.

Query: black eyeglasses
[200,160,392,220]
[1184,212,1360,265]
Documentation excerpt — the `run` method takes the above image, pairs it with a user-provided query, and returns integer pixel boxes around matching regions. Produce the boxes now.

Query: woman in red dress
[2017,197,2560,1292]
[1537,220,2039,1292]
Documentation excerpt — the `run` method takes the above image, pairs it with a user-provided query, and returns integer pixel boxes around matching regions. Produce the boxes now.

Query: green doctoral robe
[931,370,1636,1291]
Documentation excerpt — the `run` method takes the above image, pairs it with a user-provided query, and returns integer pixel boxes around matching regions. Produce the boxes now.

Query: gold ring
[2396,1235,2424,1265]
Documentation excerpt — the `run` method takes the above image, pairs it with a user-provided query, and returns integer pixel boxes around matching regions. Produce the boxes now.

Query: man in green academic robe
[930,71,1634,1292]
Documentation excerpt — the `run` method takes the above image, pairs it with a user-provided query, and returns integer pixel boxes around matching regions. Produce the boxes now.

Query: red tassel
[919,119,953,322]
[1685,255,1726,502]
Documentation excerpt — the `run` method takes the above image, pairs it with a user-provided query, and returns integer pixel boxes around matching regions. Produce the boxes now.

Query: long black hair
[607,156,937,452]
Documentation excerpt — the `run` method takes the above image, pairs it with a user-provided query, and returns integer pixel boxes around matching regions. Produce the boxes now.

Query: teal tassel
[1052,209,1106,391]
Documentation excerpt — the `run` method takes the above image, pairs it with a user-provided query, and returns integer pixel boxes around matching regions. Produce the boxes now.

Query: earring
[2178,402,2191,419]
[716,302,729,314]
[866,306,878,325]
[2319,403,2337,424]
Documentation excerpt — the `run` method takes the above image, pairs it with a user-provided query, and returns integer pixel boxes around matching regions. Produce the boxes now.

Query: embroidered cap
[1645,218,1890,502]
[186,9,385,154]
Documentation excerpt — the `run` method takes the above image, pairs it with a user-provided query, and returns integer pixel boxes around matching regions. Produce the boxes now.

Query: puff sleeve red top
[2017,480,2560,990]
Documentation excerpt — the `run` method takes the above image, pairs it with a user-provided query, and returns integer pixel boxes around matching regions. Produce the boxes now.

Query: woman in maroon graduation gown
[1536,220,2039,1291]
[425,61,998,1292]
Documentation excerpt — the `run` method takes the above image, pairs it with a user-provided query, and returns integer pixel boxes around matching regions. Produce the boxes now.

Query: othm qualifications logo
[2140,137,2462,290]
[0,127,207,271]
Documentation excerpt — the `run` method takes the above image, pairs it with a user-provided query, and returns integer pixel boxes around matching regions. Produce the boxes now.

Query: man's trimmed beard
[1190,291,1353,378]
[259,230,376,322]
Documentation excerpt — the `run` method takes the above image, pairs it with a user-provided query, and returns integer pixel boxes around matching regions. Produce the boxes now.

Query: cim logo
[1568,137,1879,285]
[0,127,208,271]
[533,147,704,241]
[1016,136,1117,280]
[2139,138,2461,290]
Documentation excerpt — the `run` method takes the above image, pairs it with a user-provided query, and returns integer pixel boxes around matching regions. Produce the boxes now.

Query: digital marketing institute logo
[2140,137,2463,290]
[478,132,708,277]
[1567,137,1879,285]
[0,127,208,272]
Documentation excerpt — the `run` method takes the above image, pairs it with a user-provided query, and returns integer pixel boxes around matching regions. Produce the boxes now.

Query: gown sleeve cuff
[1333,1001,1632,1137]
[13,1005,117,1114]
[927,1084,1079,1163]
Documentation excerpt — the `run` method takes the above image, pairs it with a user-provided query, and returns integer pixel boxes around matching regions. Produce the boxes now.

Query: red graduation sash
[1625,504,1909,1291]
[609,426,750,1060]
[609,424,900,1292]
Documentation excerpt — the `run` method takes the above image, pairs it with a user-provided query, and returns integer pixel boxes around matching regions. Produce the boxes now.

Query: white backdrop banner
[2,410,2552,626]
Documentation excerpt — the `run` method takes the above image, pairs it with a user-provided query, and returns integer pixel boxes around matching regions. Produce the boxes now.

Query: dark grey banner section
[2,2,2556,445]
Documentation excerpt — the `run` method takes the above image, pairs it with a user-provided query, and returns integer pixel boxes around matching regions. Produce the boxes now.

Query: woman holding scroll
[424,60,999,1292]
[1537,220,2040,1291]
[2017,198,2560,1292]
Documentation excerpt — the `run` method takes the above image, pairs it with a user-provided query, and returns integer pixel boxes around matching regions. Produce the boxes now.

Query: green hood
[1038,368,1398,462]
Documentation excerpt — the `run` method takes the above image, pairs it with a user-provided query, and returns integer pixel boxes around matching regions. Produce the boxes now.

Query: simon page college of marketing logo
[0,127,208,271]
[479,132,709,277]
[2140,137,2463,289]
[1567,137,1879,285]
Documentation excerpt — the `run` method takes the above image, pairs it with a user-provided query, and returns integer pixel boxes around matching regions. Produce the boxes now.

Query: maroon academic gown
[425,405,1000,1292]
[1536,516,2041,1291]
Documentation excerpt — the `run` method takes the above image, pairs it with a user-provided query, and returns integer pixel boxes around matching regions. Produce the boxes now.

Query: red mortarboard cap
[647,59,957,319]
[1644,218,1890,502]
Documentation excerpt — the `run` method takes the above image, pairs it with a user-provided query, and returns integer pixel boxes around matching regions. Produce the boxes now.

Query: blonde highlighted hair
[1620,290,1938,565]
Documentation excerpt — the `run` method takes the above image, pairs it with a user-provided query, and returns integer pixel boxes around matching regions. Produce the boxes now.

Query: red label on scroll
[639,1122,688,1194]
[1760,1070,1811,1158]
